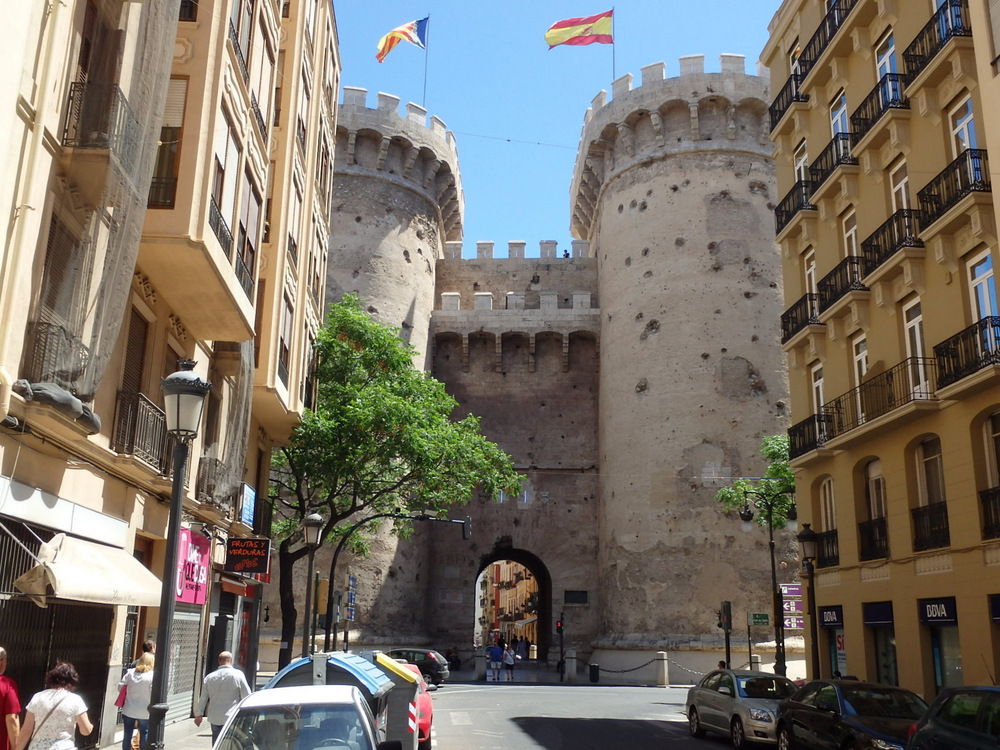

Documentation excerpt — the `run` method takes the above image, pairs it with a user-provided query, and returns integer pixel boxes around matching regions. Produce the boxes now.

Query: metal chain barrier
[596,657,658,674]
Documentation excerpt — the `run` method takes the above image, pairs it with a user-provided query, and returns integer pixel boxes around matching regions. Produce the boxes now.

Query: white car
[213,685,402,750]
[686,669,797,748]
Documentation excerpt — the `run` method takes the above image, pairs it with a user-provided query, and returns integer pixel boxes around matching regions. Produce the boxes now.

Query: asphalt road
[427,683,740,750]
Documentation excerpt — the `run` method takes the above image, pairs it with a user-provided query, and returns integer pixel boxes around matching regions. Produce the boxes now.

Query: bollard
[529,644,537,660]
[565,649,578,683]
[655,651,669,687]
[589,663,599,683]
[475,652,487,681]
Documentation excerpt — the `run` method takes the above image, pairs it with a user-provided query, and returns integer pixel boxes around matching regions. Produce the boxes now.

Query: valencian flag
[545,9,614,48]
[376,17,429,63]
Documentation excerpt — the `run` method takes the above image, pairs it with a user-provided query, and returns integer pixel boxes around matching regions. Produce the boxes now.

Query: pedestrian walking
[117,653,154,750]
[0,648,20,750]
[16,662,92,750]
[194,652,251,742]
[503,643,516,681]
[487,642,503,682]
[129,642,155,670]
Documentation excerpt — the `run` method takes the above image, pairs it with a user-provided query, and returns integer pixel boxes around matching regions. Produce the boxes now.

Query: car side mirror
[719,685,733,697]
[377,742,403,750]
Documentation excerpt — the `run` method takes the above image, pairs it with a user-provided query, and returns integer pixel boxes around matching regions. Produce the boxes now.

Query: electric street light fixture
[301,512,324,657]
[798,522,821,678]
[148,360,211,750]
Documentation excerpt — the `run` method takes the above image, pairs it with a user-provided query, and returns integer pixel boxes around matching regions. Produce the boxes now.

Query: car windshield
[217,704,372,750]
[737,676,798,700]
[841,686,927,719]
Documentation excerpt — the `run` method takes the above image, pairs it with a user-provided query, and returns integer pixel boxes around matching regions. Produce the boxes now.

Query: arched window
[917,436,946,506]
[820,477,837,531]
[866,459,886,519]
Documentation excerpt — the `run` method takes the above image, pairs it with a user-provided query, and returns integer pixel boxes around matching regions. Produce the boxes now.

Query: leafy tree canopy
[714,434,796,529]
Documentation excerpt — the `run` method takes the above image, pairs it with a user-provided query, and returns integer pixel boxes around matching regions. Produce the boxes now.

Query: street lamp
[741,489,796,677]
[798,522,821,678]
[301,512,324,657]
[148,360,211,750]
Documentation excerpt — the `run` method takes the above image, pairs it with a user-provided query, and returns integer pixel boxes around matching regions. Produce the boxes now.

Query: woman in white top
[16,662,92,750]
[118,653,154,750]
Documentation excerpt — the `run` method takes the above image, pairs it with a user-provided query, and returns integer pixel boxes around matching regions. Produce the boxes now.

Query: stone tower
[329,87,463,367]
[569,55,792,653]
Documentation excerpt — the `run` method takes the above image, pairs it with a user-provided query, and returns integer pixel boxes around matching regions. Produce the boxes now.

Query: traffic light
[462,515,472,540]
[556,618,564,634]
[720,600,732,633]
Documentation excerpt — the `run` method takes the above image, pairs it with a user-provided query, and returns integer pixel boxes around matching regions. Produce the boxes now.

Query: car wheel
[776,725,793,750]
[689,707,706,739]
[418,737,432,750]
[731,716,746,749]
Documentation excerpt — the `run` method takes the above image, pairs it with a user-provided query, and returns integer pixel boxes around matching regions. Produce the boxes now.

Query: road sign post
[748,612,770,666]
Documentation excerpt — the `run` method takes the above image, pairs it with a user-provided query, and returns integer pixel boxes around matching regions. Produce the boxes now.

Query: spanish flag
[376,17,429,63]
[545,9,614,49]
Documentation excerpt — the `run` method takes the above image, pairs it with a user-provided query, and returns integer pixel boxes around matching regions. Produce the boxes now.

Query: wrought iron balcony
[235,252,254,299]
[788,413,833,459]
[781,292,821,344]
[858,517,888,561]
[912,502,950,551]
[250,91,268,144]
[816,530,840,569]
[228,20,250,84]
[148,177,177,209]
[196,456,234,514]
[809,133,856,191]
[24,321,90,390]
[62,82,141,175]
[817,256,868,313]
[933,316,1000,388]
[903,0,971,84]
[112,390,168,474]
[860,209,923,276]
[797,0,860,73]
[209,196,234,258]
[850,74,908,145]
[822,357,937,436]
[917,148,990,228]
[775,181,816,234]
[769,74,809,131]
[981,486,1000,540]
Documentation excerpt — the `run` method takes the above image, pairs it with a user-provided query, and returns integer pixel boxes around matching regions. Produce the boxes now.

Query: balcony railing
[822,357,937,436]
[235,252,254,299]
[24,321,90,390]
[775,181,816,234]
[817,256,868,313]
[769,74,809,131]
[858,517,889,561]
[912,502,950,551]
[148,177,177,209]
[933,316,1000,388]
[112,390,168,473]
[781,292,821,344]
[809,133,856,190]
[797,0,860,73]
[860,209,923,276]
[788,413,834,459]
[816,530,840,568]
[62,82,141,175]
[850,74,908,145]
[229,20,250,83]
[250,91,267,144]
[917,148,990,227]
[903,0,971,84]
[196,456,233,514]
[981,486,1000,540]
[209,196,234,258]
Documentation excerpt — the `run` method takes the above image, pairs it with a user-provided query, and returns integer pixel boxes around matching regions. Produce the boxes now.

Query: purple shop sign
[176,528,211,605]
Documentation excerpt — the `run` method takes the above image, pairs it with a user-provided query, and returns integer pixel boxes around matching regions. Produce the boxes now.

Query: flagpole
[422,14,430,107]
[611,7,616,81]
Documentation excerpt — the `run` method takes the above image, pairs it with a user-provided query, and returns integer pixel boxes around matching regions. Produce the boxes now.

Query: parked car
[386,648,450,685]
[686,669,798,748]
[213,684,402,750]
[907,685,1000,749]
[401,663,434,750]
[775,679,927,750]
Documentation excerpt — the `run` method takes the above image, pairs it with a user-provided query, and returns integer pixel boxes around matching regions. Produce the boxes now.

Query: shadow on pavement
[510,716,687,747]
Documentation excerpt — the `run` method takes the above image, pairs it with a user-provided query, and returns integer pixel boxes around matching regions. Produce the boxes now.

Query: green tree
[270,295,521,667]
[714,434,796,527]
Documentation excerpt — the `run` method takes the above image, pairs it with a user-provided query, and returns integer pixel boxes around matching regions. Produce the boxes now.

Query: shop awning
[515,616,537,628]
[13,533,162,608]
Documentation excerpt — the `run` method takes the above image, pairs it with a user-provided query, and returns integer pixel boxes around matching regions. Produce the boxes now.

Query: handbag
[114,684,127,709]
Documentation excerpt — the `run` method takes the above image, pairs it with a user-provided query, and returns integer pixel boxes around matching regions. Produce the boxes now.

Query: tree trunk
[277,538,309,668]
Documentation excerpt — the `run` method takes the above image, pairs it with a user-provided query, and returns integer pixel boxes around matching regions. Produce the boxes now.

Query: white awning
[13,533,162,608]
[515,616,537,628]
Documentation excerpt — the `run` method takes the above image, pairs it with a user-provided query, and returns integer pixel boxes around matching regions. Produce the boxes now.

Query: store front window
[920,597,962,692]
[864,601,898,685]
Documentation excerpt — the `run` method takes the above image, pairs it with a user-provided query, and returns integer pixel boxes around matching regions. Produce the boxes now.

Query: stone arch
[383,134,415,175]
[534,331,564,374]
[468,331,497,373]
[568,330,599,372]
[477,547,553,660]
[734,97,769,144]
[659,99,690,143]
[698,95,732,141]
[500,332,530,373]
[351,127,384,169]
[432,331,464,378]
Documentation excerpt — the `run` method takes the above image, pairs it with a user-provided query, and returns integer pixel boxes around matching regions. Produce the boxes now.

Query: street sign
[782,599,804,613]
[784,616,804,630]
[347,590,356,606]
[750,613,770,627]
[780,583,802,597]
[346,606,355,621]
[348,575,357,590]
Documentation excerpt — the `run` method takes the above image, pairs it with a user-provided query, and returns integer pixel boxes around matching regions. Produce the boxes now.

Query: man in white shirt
[194,651,251,741]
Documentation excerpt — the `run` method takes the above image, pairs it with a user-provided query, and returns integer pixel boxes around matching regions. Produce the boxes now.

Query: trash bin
[589,663,599,683]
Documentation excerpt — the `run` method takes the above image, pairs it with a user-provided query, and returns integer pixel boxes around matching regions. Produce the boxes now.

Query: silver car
[686,669,797,748]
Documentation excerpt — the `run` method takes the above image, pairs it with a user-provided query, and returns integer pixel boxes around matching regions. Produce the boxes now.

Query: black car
[908,685,1000,749]
[776,679,927,750]
[386,648,450,685]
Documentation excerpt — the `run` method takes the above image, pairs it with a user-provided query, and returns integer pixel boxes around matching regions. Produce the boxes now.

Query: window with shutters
[121,307,149,395]
[235,169,261,299]
[39,214,88,327]
[149,78,187,209]
[988,0,1000,71]
[278,294,293,386]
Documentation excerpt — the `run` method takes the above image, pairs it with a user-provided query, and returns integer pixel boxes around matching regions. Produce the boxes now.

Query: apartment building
[0,0,336,740]
[764,0,1000,696]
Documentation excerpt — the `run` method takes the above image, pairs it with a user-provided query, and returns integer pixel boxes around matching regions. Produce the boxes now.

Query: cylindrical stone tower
[571,56,792,657]
[329,87,463,367]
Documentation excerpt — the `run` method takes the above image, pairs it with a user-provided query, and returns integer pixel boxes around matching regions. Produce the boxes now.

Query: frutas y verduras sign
[224,537,271,575]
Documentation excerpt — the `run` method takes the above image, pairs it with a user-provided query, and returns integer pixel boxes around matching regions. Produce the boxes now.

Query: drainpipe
[0,1,63,420]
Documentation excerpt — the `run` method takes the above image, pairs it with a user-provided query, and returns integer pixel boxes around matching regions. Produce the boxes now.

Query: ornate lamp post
[741,489,797,677]
[301,512,324,657]
[798,522,821,678]
[148,360,211,750]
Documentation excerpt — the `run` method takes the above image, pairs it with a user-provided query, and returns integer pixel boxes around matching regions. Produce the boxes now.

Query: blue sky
[333,2,778,257]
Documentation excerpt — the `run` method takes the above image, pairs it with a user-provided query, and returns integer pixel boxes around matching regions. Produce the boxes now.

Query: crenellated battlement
[440,239,590,260]
[336,87,464,241]
[569,54,772,240]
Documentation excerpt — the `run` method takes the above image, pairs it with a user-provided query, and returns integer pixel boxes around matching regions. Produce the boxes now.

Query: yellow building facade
[764,0,1000,697]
